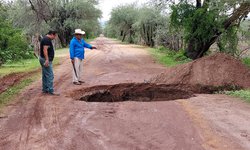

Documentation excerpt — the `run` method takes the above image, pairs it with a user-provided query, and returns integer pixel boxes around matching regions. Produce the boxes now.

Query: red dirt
[0,37,249,150]
[150,53,250,93]
[0,71,39,94]
[0,73,25,94]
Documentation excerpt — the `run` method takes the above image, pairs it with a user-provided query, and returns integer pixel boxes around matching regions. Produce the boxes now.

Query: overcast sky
[98,0,148,22]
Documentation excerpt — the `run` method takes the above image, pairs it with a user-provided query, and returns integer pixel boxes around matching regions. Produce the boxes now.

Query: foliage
[225,90,250,102]
[0,57,60,78]
[105,0,250,60]
[242,57,250,68]
[134,7,163,47]
[104,4,167,47]
[170,2,223,49]
[149,47,191,66]
[170,0,250,59]
[108,4,138,43]
[217,26,239,56]
[0,3,33,65]
[0,78,34,107]
[0,46,71,77]
[0,59,39,77]
[103,23,117,38]
[8,0,102,46]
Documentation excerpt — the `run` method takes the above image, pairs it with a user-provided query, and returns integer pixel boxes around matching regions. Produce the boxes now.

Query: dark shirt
[40,36,54,61]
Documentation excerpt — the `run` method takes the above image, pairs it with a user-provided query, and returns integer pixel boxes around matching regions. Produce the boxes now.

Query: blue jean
[39,57,54,93]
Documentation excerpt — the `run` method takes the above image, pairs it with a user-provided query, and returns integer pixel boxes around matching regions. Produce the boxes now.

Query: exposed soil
[0,57,67,95]
[0,70,39,94]
[72,83,193,102]
[0,37,249,150]
[150,53,250,92]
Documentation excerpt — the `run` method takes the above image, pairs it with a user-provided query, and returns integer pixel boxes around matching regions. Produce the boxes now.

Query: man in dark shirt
[39,31,59,95]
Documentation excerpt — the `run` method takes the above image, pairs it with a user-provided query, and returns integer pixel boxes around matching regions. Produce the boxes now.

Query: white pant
[72,58,83,82]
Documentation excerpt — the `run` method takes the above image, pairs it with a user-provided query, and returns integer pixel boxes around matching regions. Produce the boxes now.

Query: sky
[98,0,148,22]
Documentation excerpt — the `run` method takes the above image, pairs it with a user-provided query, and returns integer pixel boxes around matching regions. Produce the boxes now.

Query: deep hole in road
[71,83,194,102]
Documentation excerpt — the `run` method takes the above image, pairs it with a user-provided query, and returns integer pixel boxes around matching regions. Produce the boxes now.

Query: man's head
[74,29,85,40]
[47,30,57,40]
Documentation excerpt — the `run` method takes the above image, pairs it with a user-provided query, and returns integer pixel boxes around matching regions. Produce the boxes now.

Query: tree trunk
[57,33,66,47]
[185,2,250,60]
[122,31,127,42]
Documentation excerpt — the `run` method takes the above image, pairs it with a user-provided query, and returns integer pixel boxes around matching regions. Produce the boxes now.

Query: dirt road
[0,37,249,150]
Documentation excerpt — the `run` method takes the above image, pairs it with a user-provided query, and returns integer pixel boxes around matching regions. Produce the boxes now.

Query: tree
[0,2,32,65]
[9,0,102,47]
[134,7,163,47]
[170,0,250,59]
[108,4,138,43]
[105,4,167,47]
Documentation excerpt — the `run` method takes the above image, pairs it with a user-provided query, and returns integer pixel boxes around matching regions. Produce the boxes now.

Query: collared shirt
[69,37,92,60]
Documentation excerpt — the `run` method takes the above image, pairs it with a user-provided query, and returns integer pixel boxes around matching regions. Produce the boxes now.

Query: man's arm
[83,40,97,49]
[43,46,49,67]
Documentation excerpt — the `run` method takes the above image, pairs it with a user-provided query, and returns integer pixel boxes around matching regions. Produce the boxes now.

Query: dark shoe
[79,81,85,83]
[42,91,48,94]
[73,82,81,85]
[48,92,60,96]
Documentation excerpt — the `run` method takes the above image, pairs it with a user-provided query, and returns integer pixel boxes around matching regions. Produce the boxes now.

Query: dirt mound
[0,70,39,94]
[71,83,194,102]
[0,73,26,94]
[150,53,250,93]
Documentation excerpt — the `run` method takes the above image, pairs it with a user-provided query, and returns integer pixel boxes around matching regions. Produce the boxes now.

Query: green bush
[242,57,250,68]
[0,3,33,65]
[150,47,191,66]
[0,21,33,65]
[159,47,191,62]
[225,90,250,103]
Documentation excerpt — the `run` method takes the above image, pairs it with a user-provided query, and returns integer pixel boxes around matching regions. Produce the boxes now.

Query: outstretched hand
[92,46,97,49]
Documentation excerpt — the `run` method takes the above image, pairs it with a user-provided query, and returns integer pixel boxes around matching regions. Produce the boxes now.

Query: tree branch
[196,0,202,8]
[224,2,250,29]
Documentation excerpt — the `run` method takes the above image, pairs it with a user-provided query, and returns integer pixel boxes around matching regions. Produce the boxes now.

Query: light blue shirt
[69,37,92,60]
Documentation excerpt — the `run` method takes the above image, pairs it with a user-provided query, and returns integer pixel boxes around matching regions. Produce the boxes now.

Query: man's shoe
[48,92,60,96]
[42,91,48,94]
[73,82,81,85]
[79,81,85,83]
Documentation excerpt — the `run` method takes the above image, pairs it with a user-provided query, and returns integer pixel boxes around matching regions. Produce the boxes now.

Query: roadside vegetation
[0,0,101,66]
[225,90,250,103]
[104,0,250,62]
[243,58,250,67]
[0,77,36,108]
[149,47,191,66]
[0,48,67,109]
[104,0,250,101]
[0,0,250,103]
[0,56,62,78]
[0,45,94,109]
[0,0,100,107]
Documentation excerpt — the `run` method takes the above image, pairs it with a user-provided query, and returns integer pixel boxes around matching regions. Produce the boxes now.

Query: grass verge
[148,47,192,67]
[0,37,96,107]
[242,57,250,68]
[109,38,191,66]
[0,47,69,109]
[0,58,41,78]
[0,74,39,108]
[224,90,250,103]
[0,54,61,78]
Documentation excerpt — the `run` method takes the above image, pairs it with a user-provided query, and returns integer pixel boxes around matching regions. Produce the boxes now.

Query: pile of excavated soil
[71,83,194,102]
[150,53,250,93]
